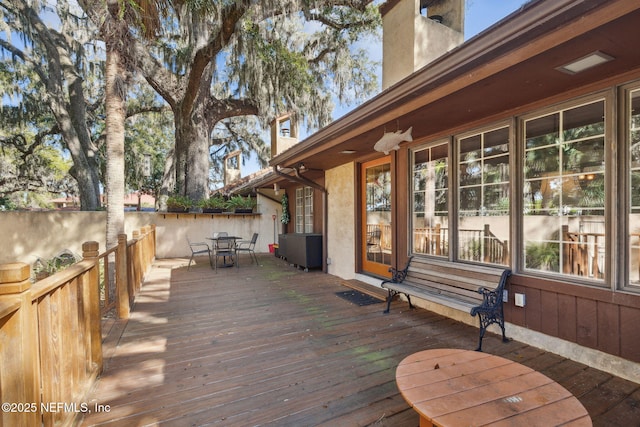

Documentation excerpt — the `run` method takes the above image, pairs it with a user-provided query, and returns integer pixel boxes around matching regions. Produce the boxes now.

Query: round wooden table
[396,348,591,427]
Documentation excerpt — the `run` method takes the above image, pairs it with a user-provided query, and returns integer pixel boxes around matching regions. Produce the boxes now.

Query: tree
[0,0,103,210]
[122,94,174,208]
[0,61,77,208]
[80,0,380,202]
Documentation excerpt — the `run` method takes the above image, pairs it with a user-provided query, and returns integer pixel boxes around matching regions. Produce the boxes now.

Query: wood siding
[506,274,640,363]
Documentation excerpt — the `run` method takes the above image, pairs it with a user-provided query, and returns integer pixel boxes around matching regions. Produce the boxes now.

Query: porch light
[557,51,614,75]
[340,150,357,154]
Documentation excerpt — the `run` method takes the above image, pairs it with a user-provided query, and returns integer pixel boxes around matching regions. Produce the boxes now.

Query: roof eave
[269,0,619,168]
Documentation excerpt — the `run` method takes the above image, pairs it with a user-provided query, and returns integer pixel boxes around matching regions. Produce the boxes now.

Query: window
[295,187,314,233]
[629,89,640,287]
[522,100,606,279]
[458,126,510,265]
[412,143,449,257]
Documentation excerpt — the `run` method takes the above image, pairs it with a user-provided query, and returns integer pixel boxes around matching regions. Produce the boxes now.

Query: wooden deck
[81,254,640,427]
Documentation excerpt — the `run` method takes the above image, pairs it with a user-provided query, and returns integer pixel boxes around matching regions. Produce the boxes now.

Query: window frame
[454,123,512,267]
[517,91,614,288]
[295,186,314,234]
[622,82,640,292]
[409,139,451,260]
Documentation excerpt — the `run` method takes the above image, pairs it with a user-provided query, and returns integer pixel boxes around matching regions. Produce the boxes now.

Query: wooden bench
[381,257,511,351]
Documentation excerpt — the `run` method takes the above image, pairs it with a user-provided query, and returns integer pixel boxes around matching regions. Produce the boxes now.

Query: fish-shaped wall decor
[373,127,413,154]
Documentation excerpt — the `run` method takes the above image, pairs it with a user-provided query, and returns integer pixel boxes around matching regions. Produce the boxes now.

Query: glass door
[362,157,393,276]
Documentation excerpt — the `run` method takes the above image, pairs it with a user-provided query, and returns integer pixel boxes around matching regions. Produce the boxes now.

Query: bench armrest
[475,286,501,307]
[386,256,414,283]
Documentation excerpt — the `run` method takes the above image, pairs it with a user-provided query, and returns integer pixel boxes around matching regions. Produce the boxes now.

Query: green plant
[281,193,290,224]
[197,195,227,209]
[525,241,560,272]
[32,250,80,280]
[225,195,256,211]
[166,195,193,210]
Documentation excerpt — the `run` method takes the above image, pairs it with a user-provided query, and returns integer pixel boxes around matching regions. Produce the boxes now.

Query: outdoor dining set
[187,232,259,271]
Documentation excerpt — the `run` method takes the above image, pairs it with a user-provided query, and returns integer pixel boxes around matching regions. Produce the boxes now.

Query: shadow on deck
[82,254,639,426]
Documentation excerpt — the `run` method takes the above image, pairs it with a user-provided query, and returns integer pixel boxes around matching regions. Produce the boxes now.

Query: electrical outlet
[326,257,332,265]
[515,293,526,307]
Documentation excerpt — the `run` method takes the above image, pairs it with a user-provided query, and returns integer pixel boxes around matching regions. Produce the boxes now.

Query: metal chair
[212,235,236,272]
[235,233,259,266]
[187,237,212,270]
[366,228,382,262]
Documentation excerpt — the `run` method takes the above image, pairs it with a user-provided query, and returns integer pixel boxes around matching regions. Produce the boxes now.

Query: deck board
[81,255,640,426]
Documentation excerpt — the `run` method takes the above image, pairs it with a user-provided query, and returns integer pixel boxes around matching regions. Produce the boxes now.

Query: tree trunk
[158,147,175,211]
[104,30,126,250]
[174,103,210,202]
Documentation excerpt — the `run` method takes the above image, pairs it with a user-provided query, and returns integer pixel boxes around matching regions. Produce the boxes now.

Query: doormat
[335,290,383,306]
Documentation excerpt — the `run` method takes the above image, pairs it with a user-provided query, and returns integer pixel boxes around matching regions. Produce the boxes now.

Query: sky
[241,0,532,176]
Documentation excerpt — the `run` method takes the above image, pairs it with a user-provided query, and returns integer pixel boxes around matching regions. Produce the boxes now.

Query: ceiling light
[340,150,357,154]
[557,51,614,75]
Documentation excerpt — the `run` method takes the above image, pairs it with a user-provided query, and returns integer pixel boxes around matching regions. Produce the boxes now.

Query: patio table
[396,348,591,427]
[207,236,242,268]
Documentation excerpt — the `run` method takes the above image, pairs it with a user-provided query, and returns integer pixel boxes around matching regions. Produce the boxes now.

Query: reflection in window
[412,143,448,256]
[629,90,640,286]
[366,164,391,212]
[365,163,392,265]
[458,127,510,265]
[523,100,606,279]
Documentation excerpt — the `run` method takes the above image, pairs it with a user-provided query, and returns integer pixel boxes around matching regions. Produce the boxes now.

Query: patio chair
[236,233,259,266]
[212,235,236,272]
[366,228,382,262]
[187,237,212,270]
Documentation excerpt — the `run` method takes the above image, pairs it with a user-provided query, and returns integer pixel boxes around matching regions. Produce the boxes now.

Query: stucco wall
[382,0,463,90]
[1,195,280,265]
[326,163,356,279]
[382,0,415,90]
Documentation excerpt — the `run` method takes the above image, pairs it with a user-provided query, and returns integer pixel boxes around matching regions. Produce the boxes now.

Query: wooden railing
[562,224,604,279]
[412,224,509,265]
[0,224,155,426]
[97,225,156,317]
[413,224,448,256]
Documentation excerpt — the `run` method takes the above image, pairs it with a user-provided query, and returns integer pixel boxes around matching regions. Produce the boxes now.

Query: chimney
[224,150,241,186]
[270,114,299,158]
[380,0,464,90]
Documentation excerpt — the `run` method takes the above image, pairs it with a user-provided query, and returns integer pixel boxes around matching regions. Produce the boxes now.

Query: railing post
[133,230,141,289]
[503,240,510,265]
[562,224,571,274]
[151,223,157,261]
[143,225,151,271]
[483,224,491,263]
[0,263,40,427]
[117,234,130,319]
[82,241,103,373]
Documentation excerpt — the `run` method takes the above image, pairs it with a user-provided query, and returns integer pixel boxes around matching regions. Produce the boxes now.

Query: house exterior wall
[326,163,357,279]
[384,72,640,377]
[382,0,415,90]
[382,0,463,90]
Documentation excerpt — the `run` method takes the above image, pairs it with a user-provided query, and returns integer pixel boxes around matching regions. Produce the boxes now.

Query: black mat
[335,290,383,306]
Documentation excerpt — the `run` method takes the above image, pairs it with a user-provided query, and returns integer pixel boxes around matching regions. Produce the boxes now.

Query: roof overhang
[269,0,640,172]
